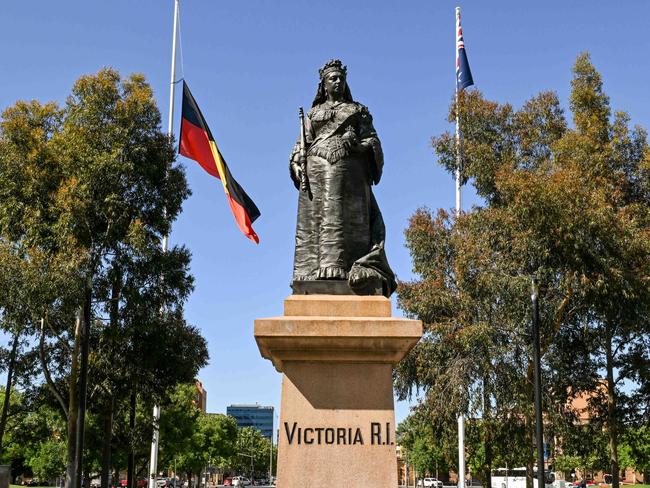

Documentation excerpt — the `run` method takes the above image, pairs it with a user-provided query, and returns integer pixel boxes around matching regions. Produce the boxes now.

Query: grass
[10,485,58,488]
[599,485,650,488]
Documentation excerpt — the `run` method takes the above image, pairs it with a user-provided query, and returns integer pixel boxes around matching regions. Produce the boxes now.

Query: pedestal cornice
[254,295,422,373]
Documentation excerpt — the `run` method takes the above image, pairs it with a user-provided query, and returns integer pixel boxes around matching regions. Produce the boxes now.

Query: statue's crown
[319,59,347,79]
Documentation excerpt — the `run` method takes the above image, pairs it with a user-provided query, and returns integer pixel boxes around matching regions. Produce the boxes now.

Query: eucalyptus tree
[0,67,205,488]
[0,99,81,454]
[396,53,650,488]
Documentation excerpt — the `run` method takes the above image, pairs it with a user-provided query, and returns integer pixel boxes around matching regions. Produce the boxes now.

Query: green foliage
[397,415,451,478]
[198,413,238,469]
[397,52,650,486]
[558,423,609,474]
[625,425,650,475]
[0,67,207,483]
[553,455,582,477]
[25,438,67,482]
[0,389,67,480]
[230,427,274,477]
[159,383,203,469]
[161,384,238,478]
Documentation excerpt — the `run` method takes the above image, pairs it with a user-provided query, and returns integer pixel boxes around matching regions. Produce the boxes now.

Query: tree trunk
[483,377,492,488]
[526,431,534,488]
[605,331,619,488]
[100,397,114,488]
[526,367,535,488]
[101,266,120,488]
[39,318,69,417]
[65,310,83,488]
[0,330,20,453]
[75,279,93,488]
[127,388,137,488]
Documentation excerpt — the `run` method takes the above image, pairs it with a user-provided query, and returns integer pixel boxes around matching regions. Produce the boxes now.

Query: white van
[492,468,555,488]
[418,478,443,488]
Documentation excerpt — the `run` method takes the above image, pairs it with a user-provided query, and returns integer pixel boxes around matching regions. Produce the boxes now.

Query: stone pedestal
[254,295,422,488]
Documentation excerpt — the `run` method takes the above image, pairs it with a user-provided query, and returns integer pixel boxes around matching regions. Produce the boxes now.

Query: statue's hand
[290,161,303,186]
[341,126,358,152]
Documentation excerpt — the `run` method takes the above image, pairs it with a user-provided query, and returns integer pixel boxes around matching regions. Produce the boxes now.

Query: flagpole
[455,89,461,214]
[455,6,462,218]
[167,0,180,138]
[455,8,466,488]
[148,2,179,487]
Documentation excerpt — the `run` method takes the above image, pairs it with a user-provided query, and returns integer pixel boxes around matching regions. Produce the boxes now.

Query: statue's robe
[289,101,396,296]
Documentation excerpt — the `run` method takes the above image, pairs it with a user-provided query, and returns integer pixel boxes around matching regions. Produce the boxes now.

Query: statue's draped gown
[289,101,396,295]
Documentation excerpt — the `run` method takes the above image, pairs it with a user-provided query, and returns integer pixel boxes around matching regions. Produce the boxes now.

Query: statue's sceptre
[298,107,311,197]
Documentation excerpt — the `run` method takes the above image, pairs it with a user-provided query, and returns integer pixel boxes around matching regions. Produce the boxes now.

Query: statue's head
[312,59,353,107]
[319,59,347,80]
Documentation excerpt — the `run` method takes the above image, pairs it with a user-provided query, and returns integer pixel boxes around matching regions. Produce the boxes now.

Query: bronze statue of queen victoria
[289,60,396,297]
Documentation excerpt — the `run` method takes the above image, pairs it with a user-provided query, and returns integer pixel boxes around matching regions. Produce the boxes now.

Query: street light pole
[531,278,545,488]
[269,434,273,482]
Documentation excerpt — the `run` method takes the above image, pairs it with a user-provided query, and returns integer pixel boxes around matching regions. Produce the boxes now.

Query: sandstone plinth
[254,295,422,488]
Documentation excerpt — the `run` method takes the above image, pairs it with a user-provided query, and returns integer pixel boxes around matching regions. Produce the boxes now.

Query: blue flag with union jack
[456,8,474,91]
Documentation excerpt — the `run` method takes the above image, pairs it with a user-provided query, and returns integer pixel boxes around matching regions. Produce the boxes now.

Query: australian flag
[456,8,474,91]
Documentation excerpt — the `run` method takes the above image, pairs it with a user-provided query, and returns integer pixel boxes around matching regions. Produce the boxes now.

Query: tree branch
[47,321,73,355]
[39,317,69,419]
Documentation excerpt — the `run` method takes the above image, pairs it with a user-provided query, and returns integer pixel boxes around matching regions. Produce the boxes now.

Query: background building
[227,404,274,439]
[195,380,207,412]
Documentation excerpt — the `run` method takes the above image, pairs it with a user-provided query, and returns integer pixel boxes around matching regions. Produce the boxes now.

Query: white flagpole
[455,88,461,215]
[455,6,462,218]
[167,0,180,139]
[148,2,179,487]
[455,8,466,488]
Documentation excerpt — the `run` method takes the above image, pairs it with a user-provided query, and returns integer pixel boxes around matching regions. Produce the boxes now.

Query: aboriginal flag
[179,81,260,243]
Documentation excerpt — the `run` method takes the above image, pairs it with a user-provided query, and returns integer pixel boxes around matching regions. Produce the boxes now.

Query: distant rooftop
[227,404,274,409]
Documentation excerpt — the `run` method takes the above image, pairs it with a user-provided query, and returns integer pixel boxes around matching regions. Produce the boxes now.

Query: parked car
[223,479,233,486]
[155,478,167,488]
[232,477,251,487]
[568,480,596,488]
[90,476,113,488]
[418,478,443,488]
[118,478,148,488]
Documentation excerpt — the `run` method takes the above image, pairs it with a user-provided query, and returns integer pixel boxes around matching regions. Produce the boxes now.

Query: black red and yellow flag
[179,81,260,243]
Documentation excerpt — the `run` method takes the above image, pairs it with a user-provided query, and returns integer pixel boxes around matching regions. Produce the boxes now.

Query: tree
[0,389,67,483]
[165,385,237,486]
[51,67,191,488]
[0,99,77,455]
[397,414,452,481]
[198,413,238,476]
[26,438,67,483]
[229,428,273,480]
[0,68,207,488]
[396,53,650,488]
[89,241,206,488]
[625,425,650,481]
[158,384,204,473]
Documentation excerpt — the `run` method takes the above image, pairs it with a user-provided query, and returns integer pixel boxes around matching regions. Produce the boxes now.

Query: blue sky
[2,1,650,429]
